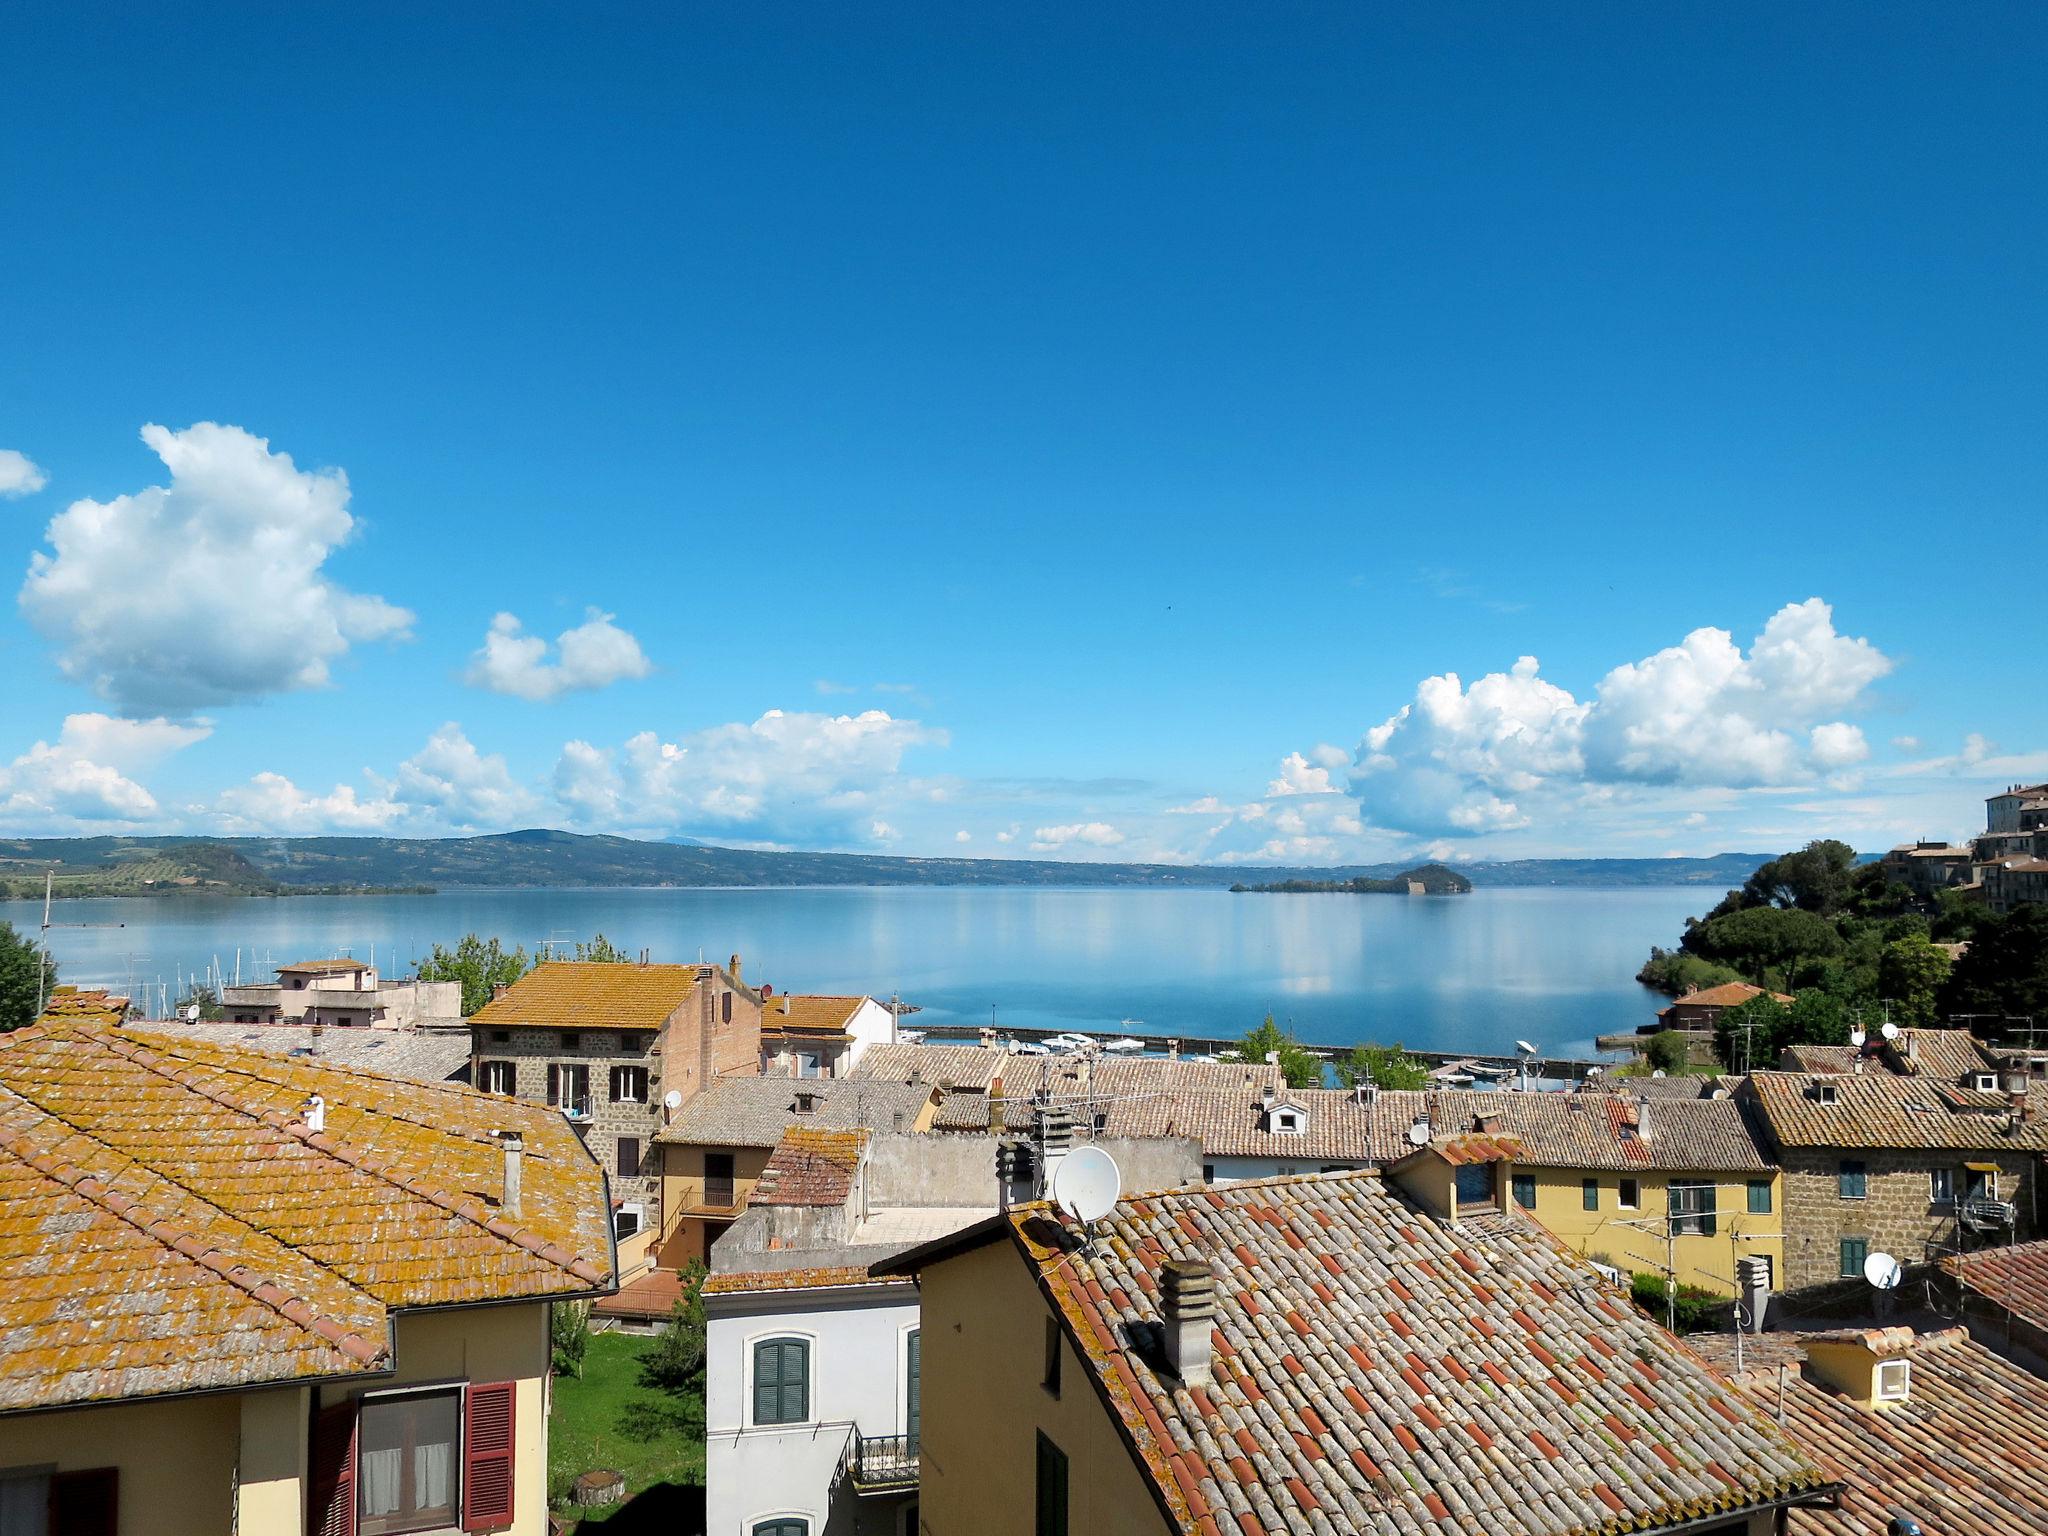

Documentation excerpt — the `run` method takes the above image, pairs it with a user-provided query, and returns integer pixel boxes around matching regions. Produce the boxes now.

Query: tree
[1939,907,2048,1035]
[174,984,224,1022]
[1732,840,1859,915]
[1714,994,1790,1074]
[419,934,532,1015]
[1682,906,1844,985]
[0,922,58,1033]
[1784,988,1853,1048]
[572,932,632,963]
[1878,935,1951,1029]
[1238,1016,1323,1089]
[1643,1030,1692,1075]
[644,1261,708,1391]
[1333,1042,1430,1091]
[550,1299,591,1378]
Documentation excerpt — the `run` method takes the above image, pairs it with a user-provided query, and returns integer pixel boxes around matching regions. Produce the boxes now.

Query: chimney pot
[729,953,743,982]
[1160,1258,1216,1386]
[497,1130,524,1218]
[301,1094,325,1134]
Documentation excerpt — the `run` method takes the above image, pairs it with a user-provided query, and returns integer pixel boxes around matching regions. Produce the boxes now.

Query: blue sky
[2,5,2043,862]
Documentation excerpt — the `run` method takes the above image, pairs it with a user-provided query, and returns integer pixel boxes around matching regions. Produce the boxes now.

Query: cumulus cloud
[392,723,537,826]
[0,713,211,827]
[19,423,412,714]
[214,772,407,833]
[955,829,972,842]
[1030,822,1125,852]
[553,709,941,842]
[1267,744,1350,797]
[464,609,652,700]
[0,449,47,498]
[1350,599,1892,837]
[211,723,534,834]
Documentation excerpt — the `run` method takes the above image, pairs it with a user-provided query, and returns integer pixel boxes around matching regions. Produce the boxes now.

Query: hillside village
[11,781,2048,1536]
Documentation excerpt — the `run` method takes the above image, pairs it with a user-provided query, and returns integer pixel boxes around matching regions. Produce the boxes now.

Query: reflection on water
[5,884,1716,1058]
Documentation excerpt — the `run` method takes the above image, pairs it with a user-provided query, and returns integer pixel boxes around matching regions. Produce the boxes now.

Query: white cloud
[19,423,412,713]
[1350,599,1893,837]
[212,722,533,833]
[995,827,1016,843]
[1891,735,1921,752]
[214,772,407,833]
[1267,744,1349,797]
[955,829,972,843]
[1029,822,1125,852]
[0,713,211,828]
[1167,795,1237,815]
[465,608,652,700]
[553,709,942,842]
[0,449,47,498]
[871,819,900,841]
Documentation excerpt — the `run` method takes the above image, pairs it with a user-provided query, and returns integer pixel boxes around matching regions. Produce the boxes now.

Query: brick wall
[1777,1147,2037,1290]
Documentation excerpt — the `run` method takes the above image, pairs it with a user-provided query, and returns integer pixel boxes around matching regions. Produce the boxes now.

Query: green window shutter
[1512,1174,1536,1209]
[1581,1179,1598,1211]
[1747,1179,1772,1214]
[1840,1238,1868,1278]
[906,1330,921,1445]
[754,1339,810,1424]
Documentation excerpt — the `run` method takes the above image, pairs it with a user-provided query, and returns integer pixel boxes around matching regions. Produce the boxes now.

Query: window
[1035,1432,1069,1536]
[1839,1160,1868,1200]
[705,1152,736,1207]
[752,1338,810,1425]
[905,1329,921,1445]
[1840,1237,1868,1278]
[1512,1173,1536,1209]
[478,1060,515,1096]
[560,1031,581,1051]
[1201,1163,1215,1183]
[548,1063,590,1117]
[489,1029,510,1043]
[1973,1073,1999,1092]
[1582,1178,1599,1212]
[1272,1109,1302,1135]
[752,1522,808,1536]
[1042,1315,1062,1397]
[610,1065,648,1103]
[1618,1178,1640,1210]
[614,1204,643,1241]
[359,1388,460,1535]
[1454,1163,1496,1206]
[1967,1166,2000,1201]
[1810,1082,1839,1105]
[796,1051,824,1079]
[1747,1179,1773,1215]
[1876,1360,1910,1401]
[1,1466,118,1536]
[616,1137,642,1179]
[722,992,733,1025]
[1669,1180,1718,1237]
[1930,1168,1955,1204]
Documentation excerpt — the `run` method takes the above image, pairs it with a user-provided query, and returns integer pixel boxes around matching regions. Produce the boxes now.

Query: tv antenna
[36,868,125,1020]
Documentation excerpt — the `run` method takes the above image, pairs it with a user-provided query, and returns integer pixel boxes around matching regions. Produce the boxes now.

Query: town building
[1693,1325,2048,1536]
[884,1168,1831,1536]
[221,957,461,1029]
[1654,981,1794,1033]
[1982,854,2048,915]
[759,993,902,1078]
[1984,781,2048,837]
[129,1014,474,1083]
[470,958,763,1270]
[1878,840,1975,896]
[1738,1069,2048,1289]
[0,996,615,1536]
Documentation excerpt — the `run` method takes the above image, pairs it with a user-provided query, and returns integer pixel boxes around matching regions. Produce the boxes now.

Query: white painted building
[703,1270,926,1536]
[758,994,902,1079]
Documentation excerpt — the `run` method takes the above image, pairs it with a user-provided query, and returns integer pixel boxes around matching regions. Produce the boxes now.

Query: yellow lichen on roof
[36,986,129,1026]
[760,994,864,1038]
[471,960,707,1030]
[702,1265,906,1295]
[0,1019,616,1414]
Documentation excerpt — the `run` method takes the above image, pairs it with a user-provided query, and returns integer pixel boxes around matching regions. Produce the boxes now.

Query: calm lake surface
[9,885,1720,1059]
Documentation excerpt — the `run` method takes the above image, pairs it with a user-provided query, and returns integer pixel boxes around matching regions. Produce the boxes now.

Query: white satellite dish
[1880,1022,1901,1041]
[1850,1028,1866,1047]
[1406,1119,1431,1147]
[185,1005,201,1022]
[1863,1251,1903,1290]
[662,1089,682,1111]
[1516,1040,1538,1055]
[1051,1145,1121,1224]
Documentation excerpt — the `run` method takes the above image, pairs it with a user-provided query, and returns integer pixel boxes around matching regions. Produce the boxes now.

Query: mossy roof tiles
[470,960,708,1031]
[0,1019,614,1413]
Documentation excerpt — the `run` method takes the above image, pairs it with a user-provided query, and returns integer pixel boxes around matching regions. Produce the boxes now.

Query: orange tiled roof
[1943,1236,2048,1331]
[471,960,707,1031]
[760,994,865,1040]
[277,959,371,975]
[0,1019,614,1413]
[703,1265,909,1296]
[1741,1071,2048,1151]
[36,986,129,1025]
[1660,982,1794,1012]
[978,1173,1826,1536]
[752,1127,867,1206]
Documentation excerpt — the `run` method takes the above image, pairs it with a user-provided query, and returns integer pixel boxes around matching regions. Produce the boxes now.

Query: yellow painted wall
[919,1238,1174,1536]
[656,1143,772,1267]
[238,1386,311,1534]
[1515,1166,1784,1295]
[0,1390,242,1536]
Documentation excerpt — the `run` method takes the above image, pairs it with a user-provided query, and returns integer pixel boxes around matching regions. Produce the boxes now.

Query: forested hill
[0,832,1779,897]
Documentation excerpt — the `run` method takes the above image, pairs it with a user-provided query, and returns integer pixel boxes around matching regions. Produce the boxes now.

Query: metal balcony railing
[1961,1195,2018,1232]
[847,1431,919,1493]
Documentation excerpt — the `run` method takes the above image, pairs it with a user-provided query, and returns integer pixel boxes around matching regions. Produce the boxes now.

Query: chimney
[729,953,743,983]
[301,1093,325,1134]
[1160,1259,1216,1386]
[491,982,510,1001]
[1735,1254,1771,1334]
[1354,1082,1377,1106]
[991,1074,1006,1135]
[782,994,793,1015]
[498,1130,524,1218]
[1039,1105,1074,1197]
[1634,1096,1652,1142]
[1261,1084,1278,1109]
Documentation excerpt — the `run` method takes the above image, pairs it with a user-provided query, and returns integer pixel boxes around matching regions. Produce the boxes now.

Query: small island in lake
[1230,862,1473,895]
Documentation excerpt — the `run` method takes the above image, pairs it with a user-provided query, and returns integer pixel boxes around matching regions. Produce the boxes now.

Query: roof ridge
[87,1026,610,1290]
[0,1114,388,1371]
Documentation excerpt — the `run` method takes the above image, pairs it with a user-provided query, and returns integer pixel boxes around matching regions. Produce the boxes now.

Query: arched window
[752,1337,810,1424]
[752,1521,808,1536]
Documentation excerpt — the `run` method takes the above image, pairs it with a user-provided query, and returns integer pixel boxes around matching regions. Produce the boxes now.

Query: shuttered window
[1747,1180,1773,1214]
[1035,1432,1069,1536]
[753,1338,810,1425]
[616,1137,642,1179]
[1839,1160,1867,1200]
[905,1329,921,1445]
[1669,1180,1718,1237]
[1581,1179,1599,1211]
[310,1402,358,1536]
[463,1381,517,1531]
[1511,1174,1537,1209]
[360,1389,460,1536]
[1840,1238,1868,1279]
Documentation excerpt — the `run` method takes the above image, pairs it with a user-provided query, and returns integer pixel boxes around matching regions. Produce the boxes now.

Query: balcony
[846,1432,918,1494]
[1961,1195,2018,1233]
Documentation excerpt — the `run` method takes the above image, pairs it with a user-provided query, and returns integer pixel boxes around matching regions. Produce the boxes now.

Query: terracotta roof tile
[759,995,865,1041]
[752,1127,867,1206]
[702,1265,908,1295]
[1943,1236,2048,1331]
[470,960,709,1031]
[1741,1071,2048,1151]
[0,1019,614,1413]
[656,1077,934,1148]
[1661,982,1794,1010]
[999,1172,1824,1536]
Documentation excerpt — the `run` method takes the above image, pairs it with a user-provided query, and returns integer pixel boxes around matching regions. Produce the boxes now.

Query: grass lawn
[549,1332,704,1527]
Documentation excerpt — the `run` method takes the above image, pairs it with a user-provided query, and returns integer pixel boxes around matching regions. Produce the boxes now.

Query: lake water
[6,885,1717,1059]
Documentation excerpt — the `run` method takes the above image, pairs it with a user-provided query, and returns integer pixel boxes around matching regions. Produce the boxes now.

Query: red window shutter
[464,1381,517,1530]
[49,1468,118,1536]
[308,1402,358,1536]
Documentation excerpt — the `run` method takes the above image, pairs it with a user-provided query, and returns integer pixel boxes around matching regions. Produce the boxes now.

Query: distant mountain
[0,831,1779,898]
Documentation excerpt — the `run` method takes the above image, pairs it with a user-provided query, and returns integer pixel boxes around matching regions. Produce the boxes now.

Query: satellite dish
[185,1005,201,1022]
[1863,1251,1903,1290]
[662,1089,682,1111]
[1516,1040,1538,1055]
[1880,1022,1901,1042]
[1051,1145,1121,1224]
[1406,1119,1431,1147]
[1850,1028,1866,1047]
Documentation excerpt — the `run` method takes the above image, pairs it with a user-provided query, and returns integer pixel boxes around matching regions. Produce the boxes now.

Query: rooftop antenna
[35,868,125,1020]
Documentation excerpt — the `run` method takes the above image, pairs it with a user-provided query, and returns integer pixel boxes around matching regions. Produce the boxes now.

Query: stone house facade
[470,958,763,1268]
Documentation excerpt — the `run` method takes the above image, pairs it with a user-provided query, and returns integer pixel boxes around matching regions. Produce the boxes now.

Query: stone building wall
[470,1022,667,1210]
[1777,1146,2037,1290]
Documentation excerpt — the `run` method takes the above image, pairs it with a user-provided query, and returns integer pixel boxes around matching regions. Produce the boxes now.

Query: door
[705,1152,736,1208]
[905,1329,921,1447]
